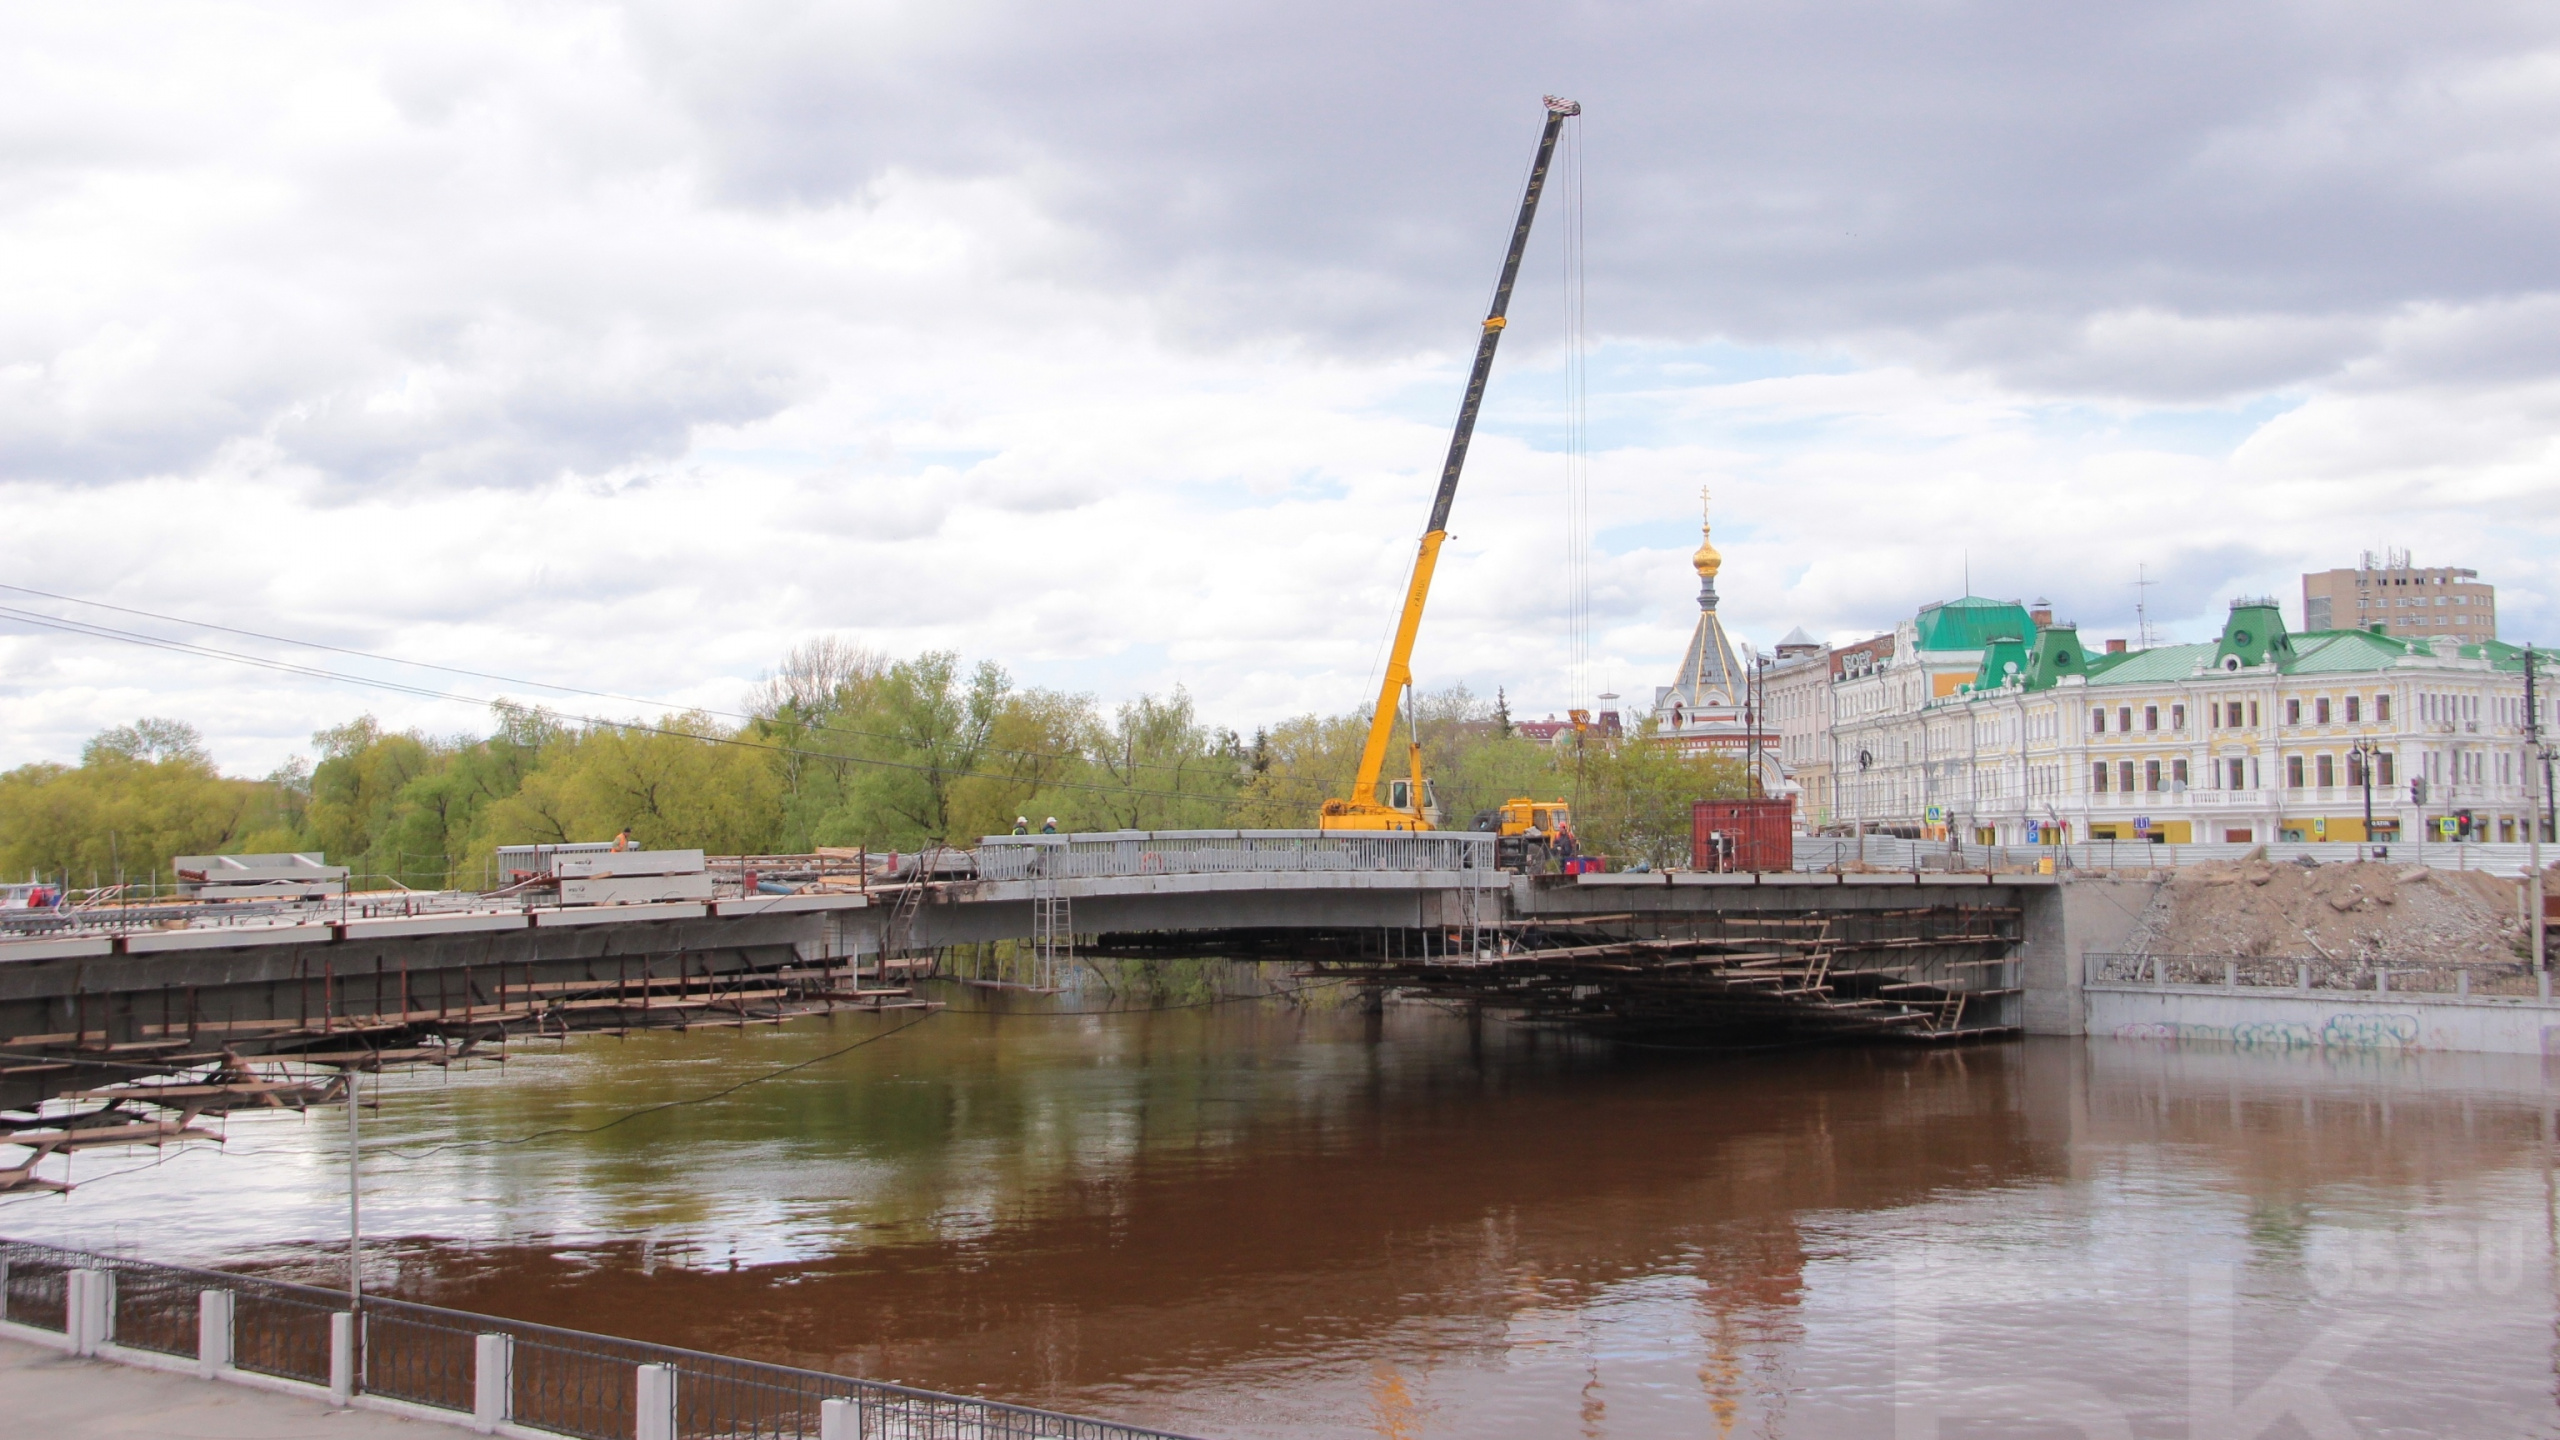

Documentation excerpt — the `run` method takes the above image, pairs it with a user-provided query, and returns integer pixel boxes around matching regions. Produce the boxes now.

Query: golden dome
[1692,487,1722,579]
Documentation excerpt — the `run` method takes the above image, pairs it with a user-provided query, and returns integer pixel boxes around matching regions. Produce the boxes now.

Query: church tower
[1652,487,1747,734]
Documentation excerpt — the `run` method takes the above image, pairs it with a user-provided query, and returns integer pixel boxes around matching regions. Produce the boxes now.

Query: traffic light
[2410,777,2429,805]
[2457,808,2475,838]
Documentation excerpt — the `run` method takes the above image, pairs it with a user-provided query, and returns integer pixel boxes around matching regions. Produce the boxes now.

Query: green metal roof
[2284,629,2413,674]
[1913,596,2036,653]
[2083,643,2214,686]
[2214,600,2294,669]
[2020,625,2090,690]
[1970,635,2031,690]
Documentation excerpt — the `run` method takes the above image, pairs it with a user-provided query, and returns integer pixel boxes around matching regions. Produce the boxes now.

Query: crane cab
[1471,797,1575,870]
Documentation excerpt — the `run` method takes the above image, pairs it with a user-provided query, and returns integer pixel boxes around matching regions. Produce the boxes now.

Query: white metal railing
[1796,836,2552,876]
[974,829,1495,881]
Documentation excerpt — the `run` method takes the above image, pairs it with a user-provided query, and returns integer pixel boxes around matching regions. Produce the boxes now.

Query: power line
[0,582,1248,788]
[0,604,1272,809]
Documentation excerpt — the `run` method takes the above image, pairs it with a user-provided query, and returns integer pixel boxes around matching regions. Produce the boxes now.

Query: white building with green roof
[1828,595,2555,848]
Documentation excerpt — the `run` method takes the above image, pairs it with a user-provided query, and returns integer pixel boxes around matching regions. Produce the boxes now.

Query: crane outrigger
[1319,96,1582,834]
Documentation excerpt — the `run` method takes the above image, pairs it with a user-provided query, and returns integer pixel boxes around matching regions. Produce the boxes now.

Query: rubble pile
[2121,857,2535,975]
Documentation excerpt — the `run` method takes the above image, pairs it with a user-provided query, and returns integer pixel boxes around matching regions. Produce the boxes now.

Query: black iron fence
[0,1239,1198,1440]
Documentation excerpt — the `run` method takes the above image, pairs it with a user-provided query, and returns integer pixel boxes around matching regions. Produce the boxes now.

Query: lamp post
[2527,644,2544,977]
[2349,739,2379,859]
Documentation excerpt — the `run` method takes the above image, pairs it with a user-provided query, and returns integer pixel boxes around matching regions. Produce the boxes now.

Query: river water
[8,992,2560,1438]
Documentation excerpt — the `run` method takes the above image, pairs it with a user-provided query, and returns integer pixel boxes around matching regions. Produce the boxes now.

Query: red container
[1692,797,1795,873]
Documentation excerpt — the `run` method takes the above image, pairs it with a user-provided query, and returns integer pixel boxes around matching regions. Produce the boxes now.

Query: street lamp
[2348,739,2381,859]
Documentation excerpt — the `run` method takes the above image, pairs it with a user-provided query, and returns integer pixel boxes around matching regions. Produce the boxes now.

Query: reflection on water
[9,993,2560,1437]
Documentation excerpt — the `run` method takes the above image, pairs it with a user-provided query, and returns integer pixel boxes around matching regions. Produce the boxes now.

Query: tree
[1575,722,1754,869]
[0,721,290,891]
[1076,689,1241,831]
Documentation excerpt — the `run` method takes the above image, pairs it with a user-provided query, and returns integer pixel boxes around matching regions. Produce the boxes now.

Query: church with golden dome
[1648,489,1751,732]
[1650,489,1777,782]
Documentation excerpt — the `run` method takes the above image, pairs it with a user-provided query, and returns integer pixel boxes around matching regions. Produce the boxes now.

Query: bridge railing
[0,1238,1197,1440]
[975,829,1495,881]
[1796,836,2550,876]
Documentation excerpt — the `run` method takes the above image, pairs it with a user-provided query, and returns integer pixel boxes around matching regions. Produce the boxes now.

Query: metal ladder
[1032,876,1072,990]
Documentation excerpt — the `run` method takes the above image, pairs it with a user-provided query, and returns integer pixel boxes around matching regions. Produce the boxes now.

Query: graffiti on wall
[2113,1013,2421,1050]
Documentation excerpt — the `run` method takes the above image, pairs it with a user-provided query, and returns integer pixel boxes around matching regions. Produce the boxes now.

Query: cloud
[5,1,2560,772]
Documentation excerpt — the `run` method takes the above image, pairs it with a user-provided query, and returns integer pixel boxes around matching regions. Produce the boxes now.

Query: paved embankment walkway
[0,1336,471,1439]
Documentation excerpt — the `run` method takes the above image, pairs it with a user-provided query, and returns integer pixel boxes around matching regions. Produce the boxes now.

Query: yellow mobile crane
[1320,96,1581,835]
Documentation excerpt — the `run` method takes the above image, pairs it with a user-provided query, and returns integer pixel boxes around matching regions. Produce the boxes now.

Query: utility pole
[347,1067,362,1312]
[2528,645,2545,978]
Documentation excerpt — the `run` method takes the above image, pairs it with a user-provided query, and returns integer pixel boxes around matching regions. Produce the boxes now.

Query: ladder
[1032,877,1072,989]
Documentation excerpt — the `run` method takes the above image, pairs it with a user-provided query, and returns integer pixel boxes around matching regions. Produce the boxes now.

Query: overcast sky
[7,0,2560,773]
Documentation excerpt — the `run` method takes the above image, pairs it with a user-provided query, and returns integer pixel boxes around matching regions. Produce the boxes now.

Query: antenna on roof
[2133,564,2158,651]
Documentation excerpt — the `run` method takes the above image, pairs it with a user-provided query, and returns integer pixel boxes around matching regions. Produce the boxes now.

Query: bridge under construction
[0,831,2074,1161]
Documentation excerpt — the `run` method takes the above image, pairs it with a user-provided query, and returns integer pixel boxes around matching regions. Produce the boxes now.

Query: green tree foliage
[0,718,296,890]
[1573,720,1755,868]
[3,640,1770,890]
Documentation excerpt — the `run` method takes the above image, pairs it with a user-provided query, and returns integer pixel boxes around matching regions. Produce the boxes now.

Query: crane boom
[1321,96,1580,832]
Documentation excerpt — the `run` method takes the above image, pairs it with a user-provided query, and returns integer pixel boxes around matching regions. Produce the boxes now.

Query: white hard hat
[1045,816,1057,823]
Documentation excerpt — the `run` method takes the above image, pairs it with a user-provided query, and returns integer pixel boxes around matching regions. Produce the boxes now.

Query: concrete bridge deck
[0,832,2078,1115]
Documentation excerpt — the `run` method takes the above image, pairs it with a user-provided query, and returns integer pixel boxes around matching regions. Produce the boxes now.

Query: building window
[2093,761,2109,792]
[2091,708,2105,734]
[2145,760,2161,791]
[2315,698,2331,724]
[2172,758,2188,787]
[2316,754,2334,787]
[2249,701,2260,726]
[2118,706,2132,733]
[2346,696,2360,723]
[2172,704,2185,730]
[2286,699,2301,725]
[2227,758,2246,790]
[2144,705,2159,732]
[2119,760,2136,793]
[2287,755,2304,788]
[2348,751,2364,786]
[2376,694,2391,723]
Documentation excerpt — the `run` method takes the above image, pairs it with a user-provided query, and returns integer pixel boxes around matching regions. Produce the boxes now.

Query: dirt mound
[2121,858,2530,970]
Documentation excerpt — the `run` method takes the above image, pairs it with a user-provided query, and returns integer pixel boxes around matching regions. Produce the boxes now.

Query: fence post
[635,1362,678,1440]
[2224,962,2236,991]
[2378,970,2389,995]
[821,1395,859,1440]
[68,1268,108,1356]
[198,1290,234,1378]
[329,1311,355,1406]
[473,1333,513,1432]
[0,1257,9,1323]
[2460,970,2472,999]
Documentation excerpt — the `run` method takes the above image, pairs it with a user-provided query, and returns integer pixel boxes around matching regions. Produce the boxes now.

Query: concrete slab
[0,937,117,963]
[0,1335,471,1438]
[340,913,529,940]
[530,902,708,927]
[714,893,870,916]
[124,925,339,954]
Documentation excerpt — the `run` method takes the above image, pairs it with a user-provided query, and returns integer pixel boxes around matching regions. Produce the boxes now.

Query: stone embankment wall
[2048,858,2560,1055]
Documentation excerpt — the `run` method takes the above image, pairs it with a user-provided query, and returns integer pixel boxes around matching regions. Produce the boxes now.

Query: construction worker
[1013,816,1030,835]
[611,826,634,853]
[1041,817,1058,834]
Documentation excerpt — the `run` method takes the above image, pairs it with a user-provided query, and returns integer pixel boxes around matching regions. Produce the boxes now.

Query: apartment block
[2303,550,2495,641]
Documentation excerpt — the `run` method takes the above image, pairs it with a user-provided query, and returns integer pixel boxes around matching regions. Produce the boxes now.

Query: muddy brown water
[9,992,2560,1437]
